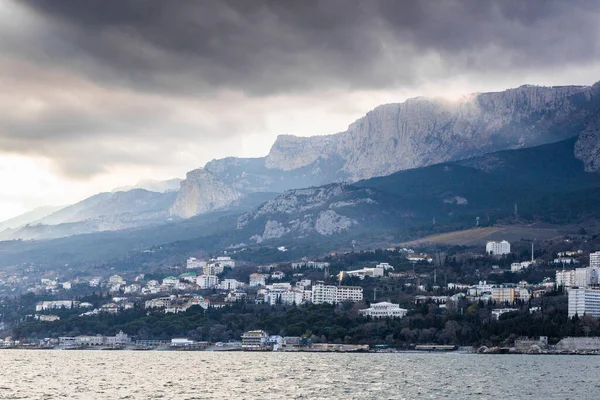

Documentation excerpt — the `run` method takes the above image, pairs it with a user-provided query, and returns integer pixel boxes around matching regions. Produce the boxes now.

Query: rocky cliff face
[237,183,370,241]
[266,84,600,181]
[170,169,242,218]
[575,111,600,173]
[204,82,600,194]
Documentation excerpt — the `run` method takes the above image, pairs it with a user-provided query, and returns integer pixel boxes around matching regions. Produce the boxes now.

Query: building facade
[492,287,515,303]
[590,252,600,269]
[486,240,511,255]
[359,302,408,318]
[197,275,219,289]
[241,330,269,350]
[311,283,363,304]
[568,288,600,318]
[249,273,266,287]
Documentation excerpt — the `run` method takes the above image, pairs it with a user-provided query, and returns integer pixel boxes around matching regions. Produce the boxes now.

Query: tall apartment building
[556,269,576,288]
[486,240,511,256]
[590,252,600,269]
[568,288,600,318]
[556,267,600,289]
[311,283,363,304]
[196,275,219,289]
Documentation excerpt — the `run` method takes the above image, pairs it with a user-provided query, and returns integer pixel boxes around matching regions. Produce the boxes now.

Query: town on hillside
[3,236,600,354]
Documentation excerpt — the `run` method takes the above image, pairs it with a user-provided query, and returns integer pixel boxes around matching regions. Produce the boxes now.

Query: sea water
[0,351,597,399]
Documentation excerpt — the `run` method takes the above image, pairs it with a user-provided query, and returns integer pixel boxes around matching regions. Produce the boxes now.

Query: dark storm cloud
[18,0,600,96]
[0,0,599,180]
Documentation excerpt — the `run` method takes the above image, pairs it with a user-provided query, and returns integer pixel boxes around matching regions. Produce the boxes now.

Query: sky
[0,0,599,221]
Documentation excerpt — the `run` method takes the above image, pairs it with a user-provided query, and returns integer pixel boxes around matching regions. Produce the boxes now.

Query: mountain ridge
[3,80,600,239]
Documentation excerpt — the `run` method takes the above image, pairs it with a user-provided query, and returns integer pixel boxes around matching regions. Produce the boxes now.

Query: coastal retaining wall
[555,337,600,351]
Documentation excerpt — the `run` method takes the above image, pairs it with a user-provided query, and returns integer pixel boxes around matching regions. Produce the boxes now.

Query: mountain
[575,111,600,172]
[199,82,600,204]
[0,189,178,241]
[0,206,65,232]
[2,136,600,270]
[5,81,600,239]
[112,178,182,193]
[169,169,244,218]
[235,136,600,243]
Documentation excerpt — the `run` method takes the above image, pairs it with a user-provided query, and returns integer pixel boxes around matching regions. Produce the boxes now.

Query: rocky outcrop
[170,169,242,218]
[237,183,364,241]
[575,112,600,172]
[314,210,356,236]
[237,184,347,228]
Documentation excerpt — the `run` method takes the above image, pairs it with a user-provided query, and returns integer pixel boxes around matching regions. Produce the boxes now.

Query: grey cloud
[16,0,600,96]
[0,62,269,178]
[1,0,599,180]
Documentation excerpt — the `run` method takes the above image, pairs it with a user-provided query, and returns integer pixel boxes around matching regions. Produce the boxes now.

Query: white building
[204,263,224,276]
[88,278,101,287]
[491,308,518,320]
[145,297,172,309]
[591,252,600,269]
[249,273,266,287]
[35,314,60,322]
[266,283,292,291]
[359,302,408,318]
[556,269,576,288]
[312,283,363,304]
[35,300,77,311]
[225,291,247,302]
[162,276,179,286]
[271,271,286,280]
[447,283,470,290]
[197,275,219,289]
[568,288,600,318]
[553,257,579,265]
[486,240,511,256]
[219,279,242,291]
[241,330,269,349]
[210,256,235,268]
[407,254,433,263]
[280,289,305,305]
[108,274,126,285]
[342,266,384,280]
[311,283,338,304]
[558,267,600,289]
[472,281,493,296]
[291,261,330,270]
[376,263,394,270]
[179,272,197,283]
[296,279,312,290]
[511,261,533,272]
[186,257,207,270]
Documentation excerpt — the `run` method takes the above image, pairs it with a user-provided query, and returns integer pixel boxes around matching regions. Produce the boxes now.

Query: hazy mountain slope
[0,206,64,231]
[1,138,600,271]
[37,189,176,225]
[0,190,178,240]
[112,178,182,193]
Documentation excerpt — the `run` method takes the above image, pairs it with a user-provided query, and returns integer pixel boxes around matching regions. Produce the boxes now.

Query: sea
[0,351,597,399]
